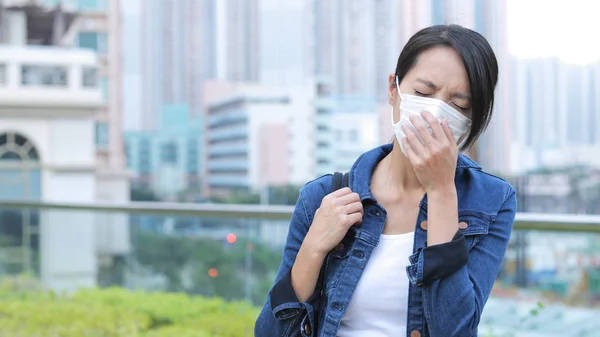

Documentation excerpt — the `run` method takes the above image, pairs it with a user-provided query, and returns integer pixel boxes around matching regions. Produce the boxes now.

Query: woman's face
[390,46,472,124]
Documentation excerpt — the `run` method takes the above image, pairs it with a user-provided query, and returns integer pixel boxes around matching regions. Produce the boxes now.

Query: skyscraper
[122,0,261,131]
[509,58,600,172]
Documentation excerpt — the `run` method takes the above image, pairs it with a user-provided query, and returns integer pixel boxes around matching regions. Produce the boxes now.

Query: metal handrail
[1,200,600,233]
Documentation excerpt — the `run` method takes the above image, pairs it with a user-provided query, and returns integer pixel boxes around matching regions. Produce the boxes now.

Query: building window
[100,76,109,99]
[77,32,108,54]
[349,129,358,143]
[139,139,151,173]
[187,139,198,173]
[95,122,109,148]
[78,0,108,11]
[0,64,6,85]
[82,67,98,88]
[160,142,178,164]
[335,130,343,142]
[124,141,131,168]
[21,65,67,87]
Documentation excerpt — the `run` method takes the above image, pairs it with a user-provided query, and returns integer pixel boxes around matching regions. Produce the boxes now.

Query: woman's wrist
[299,239,328,262]
[426,183,459,246]
[426,182,457,197]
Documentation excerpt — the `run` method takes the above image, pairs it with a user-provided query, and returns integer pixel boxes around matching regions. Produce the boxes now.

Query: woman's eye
[453,103,469,111]
[414,90,431,96]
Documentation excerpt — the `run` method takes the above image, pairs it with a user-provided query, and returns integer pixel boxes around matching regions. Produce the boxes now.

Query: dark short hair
[395,24,499,151]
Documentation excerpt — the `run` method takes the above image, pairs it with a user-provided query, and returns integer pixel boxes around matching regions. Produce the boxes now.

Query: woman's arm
[407,187,516,336]
[255,183,363,337]
[426,185,459,245]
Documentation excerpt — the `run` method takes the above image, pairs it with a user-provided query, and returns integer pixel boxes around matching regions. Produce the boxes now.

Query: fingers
[343,212,363,227]
[338,190,360,205]
[343,201,363,216]
[409,113,436,146]
[419,111,445,141]
[401,124,426,156]
[402,137,424,167]
[330,186,352,198]
[441,119,457,147]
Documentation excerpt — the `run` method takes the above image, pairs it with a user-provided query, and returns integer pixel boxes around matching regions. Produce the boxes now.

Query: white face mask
[391,76,472,156]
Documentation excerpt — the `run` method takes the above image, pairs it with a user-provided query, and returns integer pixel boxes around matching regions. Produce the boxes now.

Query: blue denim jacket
[255,144,517,337]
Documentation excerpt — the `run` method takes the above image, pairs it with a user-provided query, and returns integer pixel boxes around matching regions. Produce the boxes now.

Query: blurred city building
[0,0,129,291]
[509,58,600,173]
[203,83,314,198]
[330,98,379,173]
[125,104,202,200]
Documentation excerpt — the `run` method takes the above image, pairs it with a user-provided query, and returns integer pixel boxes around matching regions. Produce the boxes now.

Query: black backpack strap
[342,172,349,190]
[330,171,349,193]
[315,172,350,318]
[331,172,343,193]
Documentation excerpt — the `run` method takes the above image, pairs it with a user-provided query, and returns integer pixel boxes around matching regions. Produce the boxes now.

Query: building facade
[0,0,106,290]
[203,83,314,197]
[330,104,380,173]
[125,104,202,200]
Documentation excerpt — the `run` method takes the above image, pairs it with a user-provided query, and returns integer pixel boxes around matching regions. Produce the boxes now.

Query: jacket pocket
[458,210,492,250]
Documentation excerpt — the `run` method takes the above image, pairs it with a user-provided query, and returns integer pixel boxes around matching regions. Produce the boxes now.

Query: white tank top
[337,231,415,337]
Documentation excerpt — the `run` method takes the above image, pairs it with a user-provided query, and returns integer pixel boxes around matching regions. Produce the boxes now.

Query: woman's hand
[401,111,458,193]
[303,187,363,258]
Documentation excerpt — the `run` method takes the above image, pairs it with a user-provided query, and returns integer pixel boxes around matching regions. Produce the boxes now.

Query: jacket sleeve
[254,189,321,337]
[406,187,517,336]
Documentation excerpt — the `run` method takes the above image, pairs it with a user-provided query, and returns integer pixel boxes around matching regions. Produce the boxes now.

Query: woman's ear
[388,73,396,105]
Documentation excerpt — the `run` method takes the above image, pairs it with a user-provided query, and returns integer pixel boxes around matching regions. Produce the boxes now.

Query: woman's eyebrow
[415,78,438,89]
[416,77,471,101]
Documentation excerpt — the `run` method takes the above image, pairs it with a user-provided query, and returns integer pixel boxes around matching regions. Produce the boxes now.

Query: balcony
[207,112,247,128]
[206,174,249,187]
[206,159,248,171]
[0,45,103,114]
[0,200,600,336]
[207,143,248,157]
[207,125,248,142]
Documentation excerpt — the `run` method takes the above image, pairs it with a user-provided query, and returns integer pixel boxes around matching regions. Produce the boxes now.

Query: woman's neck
[372,140,424,199]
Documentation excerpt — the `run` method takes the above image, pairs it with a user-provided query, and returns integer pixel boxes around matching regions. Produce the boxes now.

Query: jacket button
[303,322,312,335]
[369,208,381,216]
[410,330,421,337]
[458,221,469,229]
[352,250,364,259]
[420,221,428,230]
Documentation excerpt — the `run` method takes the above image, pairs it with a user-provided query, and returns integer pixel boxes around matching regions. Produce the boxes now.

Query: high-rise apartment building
[509,58,600,172]
[122,0,218,131]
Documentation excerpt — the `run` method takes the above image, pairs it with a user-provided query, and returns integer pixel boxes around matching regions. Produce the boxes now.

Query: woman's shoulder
[298,174,334,216]
[457,154,516,212]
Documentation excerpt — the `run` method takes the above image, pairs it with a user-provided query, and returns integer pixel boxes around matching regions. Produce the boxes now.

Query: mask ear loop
[390,76,404,125]
[395,76,403,100]
[457,127,471,150]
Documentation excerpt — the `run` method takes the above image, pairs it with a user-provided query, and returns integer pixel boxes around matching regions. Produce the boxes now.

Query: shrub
[0,277,258,337]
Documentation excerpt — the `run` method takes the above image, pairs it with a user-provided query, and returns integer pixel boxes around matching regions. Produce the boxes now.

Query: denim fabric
[254,144,517,337]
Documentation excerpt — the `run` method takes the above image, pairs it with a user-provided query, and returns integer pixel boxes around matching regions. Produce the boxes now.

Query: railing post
[515,175,529,287]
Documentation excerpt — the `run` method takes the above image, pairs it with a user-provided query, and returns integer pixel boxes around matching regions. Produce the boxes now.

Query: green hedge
[0,277,258,337]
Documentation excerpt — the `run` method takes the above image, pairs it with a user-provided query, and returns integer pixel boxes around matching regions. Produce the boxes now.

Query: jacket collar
[348,144,481,202]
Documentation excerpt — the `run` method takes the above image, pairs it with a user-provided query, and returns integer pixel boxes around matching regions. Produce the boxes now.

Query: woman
[255,24,516,337]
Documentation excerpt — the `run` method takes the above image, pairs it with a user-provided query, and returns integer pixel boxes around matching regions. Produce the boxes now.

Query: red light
[208,268,219,278]
[226,233,237,244]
